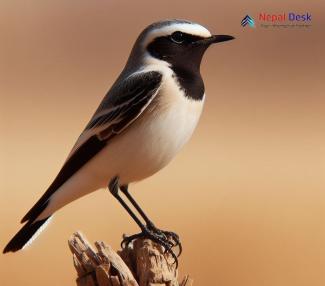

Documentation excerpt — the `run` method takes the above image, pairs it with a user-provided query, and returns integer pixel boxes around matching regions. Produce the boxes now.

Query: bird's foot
[121,224,182,267]
[146,223,182,255]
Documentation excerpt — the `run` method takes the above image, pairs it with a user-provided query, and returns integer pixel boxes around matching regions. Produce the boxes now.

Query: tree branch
[68,231,193,286]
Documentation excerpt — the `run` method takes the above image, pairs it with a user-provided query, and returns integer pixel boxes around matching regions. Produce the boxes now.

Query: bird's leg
[120,184,182,256]
[108,177,144,230]
[119,185,153,228]
[108,177,181,265]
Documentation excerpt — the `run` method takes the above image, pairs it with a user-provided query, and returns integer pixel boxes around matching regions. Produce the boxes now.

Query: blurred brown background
[1,0,324,285]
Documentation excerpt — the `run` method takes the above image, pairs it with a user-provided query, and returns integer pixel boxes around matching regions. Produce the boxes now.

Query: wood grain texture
[68,231,193,286]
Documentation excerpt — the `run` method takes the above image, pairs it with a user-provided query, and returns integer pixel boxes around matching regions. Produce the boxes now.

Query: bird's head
[126,19,234,72]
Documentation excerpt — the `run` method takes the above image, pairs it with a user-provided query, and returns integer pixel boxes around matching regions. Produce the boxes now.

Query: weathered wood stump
[68,231,193,286]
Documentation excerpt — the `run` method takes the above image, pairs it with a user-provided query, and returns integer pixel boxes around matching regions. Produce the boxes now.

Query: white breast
[111,67,205,184]
[153,70,205,160]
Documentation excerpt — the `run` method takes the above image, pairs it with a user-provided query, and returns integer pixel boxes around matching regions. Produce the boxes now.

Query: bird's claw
[121,225,181,267]
[147,227,182,257]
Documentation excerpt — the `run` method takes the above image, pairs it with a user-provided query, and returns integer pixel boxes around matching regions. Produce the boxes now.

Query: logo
[241,15,255,28]
[241,12,312,29]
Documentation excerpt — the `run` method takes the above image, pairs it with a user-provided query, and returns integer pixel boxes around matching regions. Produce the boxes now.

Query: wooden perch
[68,231,193,286]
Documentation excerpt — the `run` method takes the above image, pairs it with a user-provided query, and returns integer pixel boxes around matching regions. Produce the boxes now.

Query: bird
[3,19,234,261]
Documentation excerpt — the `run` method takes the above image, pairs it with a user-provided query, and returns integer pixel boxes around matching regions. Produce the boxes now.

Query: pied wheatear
[4,19,234,263]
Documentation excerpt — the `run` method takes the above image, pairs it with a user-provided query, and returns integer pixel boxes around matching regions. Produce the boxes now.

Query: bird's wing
[21,71,163,223]
[85,71,162,139]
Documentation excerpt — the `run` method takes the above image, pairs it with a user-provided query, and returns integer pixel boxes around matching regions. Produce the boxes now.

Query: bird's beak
[195,35,235,46]
[210,34,235,44]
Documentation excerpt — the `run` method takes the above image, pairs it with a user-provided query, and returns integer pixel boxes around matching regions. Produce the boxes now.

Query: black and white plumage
[3,19,234,253]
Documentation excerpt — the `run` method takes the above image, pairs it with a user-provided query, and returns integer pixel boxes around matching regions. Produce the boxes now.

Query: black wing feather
[86,71,162,130]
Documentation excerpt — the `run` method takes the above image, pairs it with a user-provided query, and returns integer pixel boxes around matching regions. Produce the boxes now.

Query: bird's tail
[3,216,52,253]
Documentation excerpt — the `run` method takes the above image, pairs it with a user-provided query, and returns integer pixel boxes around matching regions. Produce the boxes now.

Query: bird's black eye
[170,31,185,44]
